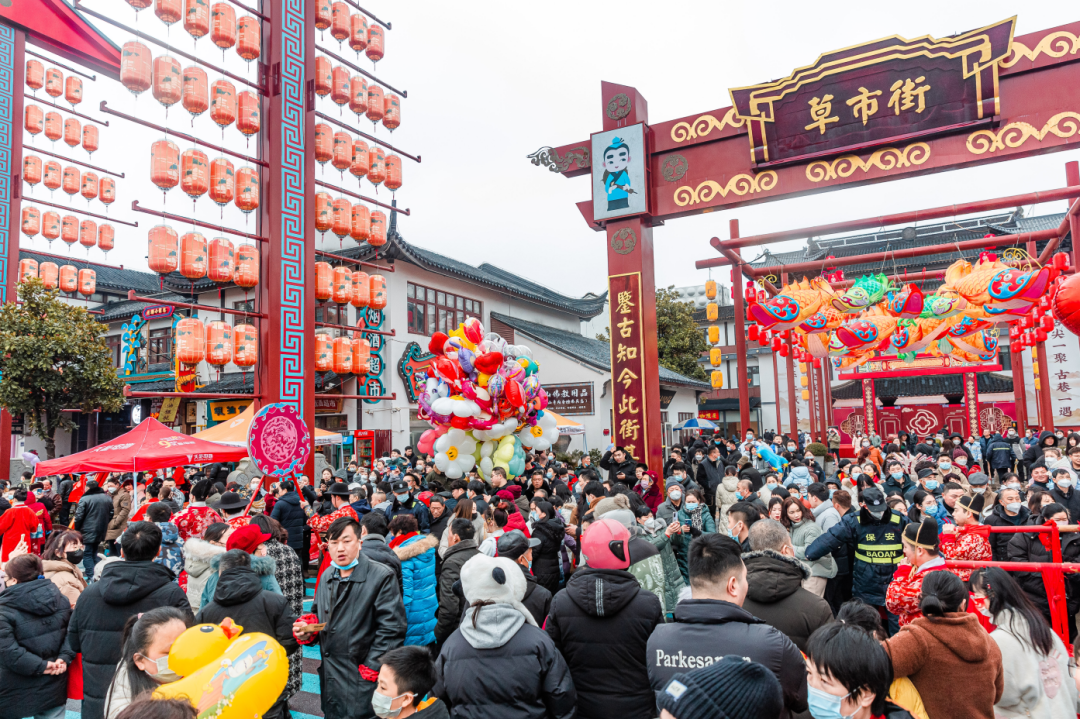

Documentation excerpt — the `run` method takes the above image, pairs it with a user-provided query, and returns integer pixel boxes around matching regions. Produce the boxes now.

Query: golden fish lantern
[206,321,234,366]
[314,261,333,301]
[235,166,259,213]
[179,231,208,279]
[711,371,724,389]
[369,210,386,246]
[65,76,83,106]
[331,198,351,238]
[210,79,237,127]
[237,17,261,61]
[64,118,81,148]
[182,66,209,117]
[207,236,236,283]
[39,262,58,289]
[99,177,116,205]
[25,105,43,135]
[60,215,78,245]
[209,157,235,206]
[709,348,723,366]
[98,224,115,254]
[350,13,368,52]
[237,91,260,136]
[233,324,258,367]
[350,138,370,178]
[366,23,384,62]
[148,225,179,274]
[350,203,370,242]
[20,207,40,238]
[184,0,210,39]
[383,93,400,131]
[45,67,63,97]
[330,2,350,41]
[79,219,97,248]
[365,84,384,123]
[151,139,181,192]
[82,125,99,154]
[41,212,60,242]
[80,172,99,202]
[26,60,43,91]
[211,3,237,48]
[153,56,183,107]
[120,42,152,94]
[180,148,210,198]
[234,244,259,288]
[23,155,42,186]
[61,166,80,196]
[332,131,351,171]
[156,0,182,24]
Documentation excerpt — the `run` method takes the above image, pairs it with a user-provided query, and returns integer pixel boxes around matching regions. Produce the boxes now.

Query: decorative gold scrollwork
[606,93,632,121]
[661,154,688,182]
[805,143,931,182]
[670,108,745,143]
[526,146,591,172]
[673,171,778,207]
[966,112,1080,154]
[764,274,779,285]
[610,227,637,255]
[1000,31,1080,67]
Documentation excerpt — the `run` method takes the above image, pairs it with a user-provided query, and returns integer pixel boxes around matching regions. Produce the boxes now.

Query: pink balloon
[417,426,449,455]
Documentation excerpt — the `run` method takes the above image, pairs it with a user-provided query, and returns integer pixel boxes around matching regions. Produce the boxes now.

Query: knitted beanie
[656,655,783,719]
[593,494,630,518]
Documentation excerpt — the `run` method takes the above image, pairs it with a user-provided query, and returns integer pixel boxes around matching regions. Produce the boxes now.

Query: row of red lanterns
[26,61,82,107]
[150,140,259,212]
[25,106,99,154]
[315,333,372,375]
[314,0,384,64]
[313,192,387,244]
[175,317,258,368]
[314,58,399,131]
[314,262,387,309]
[313,125,402,190]
[18,259,96,296]
[124,0,260,61]
[22,157,115,205]
[148,225,259,287]
[21,207,114,252]
[1008,253,1070,352]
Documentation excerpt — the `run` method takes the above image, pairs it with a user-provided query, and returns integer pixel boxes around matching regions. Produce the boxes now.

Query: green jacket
[639,526,685,615]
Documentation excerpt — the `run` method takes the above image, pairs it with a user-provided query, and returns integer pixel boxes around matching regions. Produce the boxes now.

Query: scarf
[687,503,705,531]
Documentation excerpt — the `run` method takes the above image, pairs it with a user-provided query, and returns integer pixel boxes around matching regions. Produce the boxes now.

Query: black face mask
[65,549,84,565]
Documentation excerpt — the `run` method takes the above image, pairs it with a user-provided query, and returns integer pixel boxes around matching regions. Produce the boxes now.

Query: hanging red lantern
[331,2,349,40]
[332,131,351,171]
[149,225,181,272]
[175,318,206,366]
[331,66,349,106]
[1020,314,1033,330]
[26,60,43,91]
[20,207,40,238]
[365,84,384,123]
[77,269,96,296]
[23,155,41,186]
[351,203,370,242]
[778,344,789,358]
[237,91,260,136]
[45,67,63,97]
[184,0,210,39]
[61,215,78,245]
[314,262,333,300]
[63,117,81,147]
[211,3,236,48]
[182,66,209,117]
[181,148,210,198]
[315,334,333,372]
[62,166,80,196]
[351,270,369,307]
[18,259,38,281]
[25,105,42,135]
[368,145,385,185]
[332,198,351,238]
[39,262,58,289]
[350,138,370,178]
[369,210,386,246]
[127,0,152,9]
[349,76,368,116]
[237,16,260,61]
[41,212,60,241]
[81,172,99,202]
[369,274,387,309]
[153,56,182,106]
[771,336,781,352]
[44,112,62,141]
[151,139,181,192]
[210,79,237,127]
[314,192,333,233]
[235,166,259,213]
[234,244,259,288]
[314,123,333,164]
[314,0,331,30]
[58,265,77,292]
[1054,252,1071,272]
[99,177,116,205]
[1036,328,1048,343]
[82,125,99,154]
[1052,272,1080,336]
[207,236,235,282]
[180,231,208,279]
[209,157,235,206]
[352,337,370,375]
[65,77,83,106]
[156,0,182,24]
[98,224,114,254]
[120,42,152,94]
[366,23,384,62]
[1042,315,1056,332]
[332,266,353,304]
[1010,342,1021,354]
[206,320,233,366]
[79,219,97,248]
[314,56,332,97]
[233,324,258,367]
[384,154,402,191]
[748,325,759,341]
[350,13,368,52]
[333,336,353,374]
[383,93,400,131]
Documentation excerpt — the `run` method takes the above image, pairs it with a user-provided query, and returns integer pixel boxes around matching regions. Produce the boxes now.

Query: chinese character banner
[609,273,648,461]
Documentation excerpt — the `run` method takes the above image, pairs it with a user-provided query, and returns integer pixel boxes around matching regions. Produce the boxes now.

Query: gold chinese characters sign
[608,272,649,462]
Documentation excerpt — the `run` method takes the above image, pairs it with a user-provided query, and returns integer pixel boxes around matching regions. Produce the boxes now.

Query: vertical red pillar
[1037,343,1055,431]
[781,273,798,436]
[1067,161,1080,273]
[601,82,661,472]
[862,379,877,436]
[729,220,751,435]
[1012,344,1027,434]
[772,349,783,434]
[806,357,818,439]
[964,372,981,437]
[815,364,828,440]
[822,363,835,426]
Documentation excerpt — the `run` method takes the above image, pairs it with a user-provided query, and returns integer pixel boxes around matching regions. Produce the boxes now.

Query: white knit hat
[459,553,538,626]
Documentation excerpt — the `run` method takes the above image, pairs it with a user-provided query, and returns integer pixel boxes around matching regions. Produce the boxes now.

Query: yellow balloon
[478,372,491,386]
[156,627,288,719]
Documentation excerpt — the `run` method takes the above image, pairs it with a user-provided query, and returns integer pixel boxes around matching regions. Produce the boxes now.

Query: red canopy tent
[33,418,249,476]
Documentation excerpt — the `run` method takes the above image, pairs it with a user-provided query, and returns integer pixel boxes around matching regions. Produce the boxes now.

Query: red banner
[608,273,650,462]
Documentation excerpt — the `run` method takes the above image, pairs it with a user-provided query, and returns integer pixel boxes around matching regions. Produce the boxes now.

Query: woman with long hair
[104,607,191,719]
[40,528,87,606]
[783,497,835,597]
[438,497,484,558]
[183,522,229,613]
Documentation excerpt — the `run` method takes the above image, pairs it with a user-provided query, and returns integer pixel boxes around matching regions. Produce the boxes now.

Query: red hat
[226,524,272,554]
[507,484,522,498]
[416,490,434,507]
[495,490,514,503]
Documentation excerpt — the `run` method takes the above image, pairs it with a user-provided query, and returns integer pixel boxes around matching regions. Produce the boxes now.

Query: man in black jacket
[695,445,725,514]
[599,446,637,485]
[270,479,309,572]
[1050,468,1080,523]
[60,522,194,719]
[434,518,480,645]
[295,516,406,719]
[496,530,551,626]
[983,486,1030,562]
[197,549,300,719]
[386,479,431,533]
[646,534,808,718]
[72,480,113,577]
[359,511,403,587]
[546,518,663,719]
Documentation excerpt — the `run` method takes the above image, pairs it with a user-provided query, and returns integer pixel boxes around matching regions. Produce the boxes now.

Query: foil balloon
[749,276,834,330]
[417,426,448,455]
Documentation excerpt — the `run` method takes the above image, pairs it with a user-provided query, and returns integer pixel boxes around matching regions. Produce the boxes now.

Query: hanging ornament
[26,60,43,91]
[45,67,63,98]
[41,211,61,242]
[237,16,260,61]
[184,0,210,40]
[148,224,180,274]
[366,23,384,63]
[383,93,400,131]
[211,2,237,48]
[120,42,152,94]
[350,138,370,178]
[182,66,209,117]
[237,91,260,136]
[235,166,259,213]
[209,156,235,206]
[365,84,384,123]
[153,56,183,107]
[156,0,182,24]
[210,79,237,127]
[98,224,114,254]
[65,77,83,107]
[82,125,99,154]
[151,139,181,192]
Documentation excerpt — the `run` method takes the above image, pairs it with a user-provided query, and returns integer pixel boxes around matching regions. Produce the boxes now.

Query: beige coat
[105,489,131,541]
[42,558,85,607]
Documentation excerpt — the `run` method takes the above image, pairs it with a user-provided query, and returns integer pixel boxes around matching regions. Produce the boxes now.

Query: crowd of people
[0,425,1078,719]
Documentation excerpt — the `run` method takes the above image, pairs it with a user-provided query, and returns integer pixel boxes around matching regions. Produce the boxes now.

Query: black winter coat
[386,495,431,533]
[986,434,1015,470]
[73,486,114,544]
[646,599,808,718]
[434,539,480,644]
[805,507,909,605]
[1023,431,1057,467]
[1051,485,1080,524]
[360,534,403,588]
[695,458,725,510]
[599,450,637,484]
[519,564,552,627]
[983,503,1032,561]
[0,579,71,717]
[531,518,565,597]
[196,566,299,654]
[546,568,663,719]
[1007,529,1080,622]
[433,604,576,719]
[60,560,193,719]
[740,549,834,652]
[270,491,307,549]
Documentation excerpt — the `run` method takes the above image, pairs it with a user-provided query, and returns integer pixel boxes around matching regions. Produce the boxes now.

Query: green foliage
[597,287,708,381]
[806,442,829,457]
[0,279,125,458]
[588,448,602,466]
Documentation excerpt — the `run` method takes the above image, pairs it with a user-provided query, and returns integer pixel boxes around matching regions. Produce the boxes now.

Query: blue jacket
[270,491,308,549]
[390,533,438,646]
[201,553,281,608]
[986,433,1015,470]
[805,507,909,605]
[386,494,431,533]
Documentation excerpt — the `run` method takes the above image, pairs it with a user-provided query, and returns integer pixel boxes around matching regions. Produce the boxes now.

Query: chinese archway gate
[540,16,1080,467]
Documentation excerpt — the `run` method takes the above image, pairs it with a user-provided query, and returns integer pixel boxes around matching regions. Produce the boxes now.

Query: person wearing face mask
[802,622,904,719]
[1007,503,1080,640]
[386,479,431,534]
[982,487,1030,561]
[634,470,663,513]
[655,483,686,536]
[40,528,87,607]
[370,646,449,719]
[1022,430,1059,469]
[880,460,914,499]
[434,518,478,650]
[1048,467,1080,523]
[694,445,725,517]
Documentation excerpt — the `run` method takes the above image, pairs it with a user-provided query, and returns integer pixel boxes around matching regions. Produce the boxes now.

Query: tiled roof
[196,369,343,395]
[96,293,188,322]
[19,249,165,294]
[831,372,1014,400]
[489,311,710,390]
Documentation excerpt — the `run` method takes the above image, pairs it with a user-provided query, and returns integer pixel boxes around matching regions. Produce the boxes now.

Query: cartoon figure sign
[591,122,647,222]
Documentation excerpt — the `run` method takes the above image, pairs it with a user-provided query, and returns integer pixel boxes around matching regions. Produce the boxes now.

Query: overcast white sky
[28,0,1080,301]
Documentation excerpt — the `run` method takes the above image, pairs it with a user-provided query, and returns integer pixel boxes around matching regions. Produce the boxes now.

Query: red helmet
[581,517,630,570]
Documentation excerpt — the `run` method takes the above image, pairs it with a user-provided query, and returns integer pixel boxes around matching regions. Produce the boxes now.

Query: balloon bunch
[415,318,560,480]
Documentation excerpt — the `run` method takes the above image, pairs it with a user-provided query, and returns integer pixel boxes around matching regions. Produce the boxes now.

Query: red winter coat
[0,505,39,561]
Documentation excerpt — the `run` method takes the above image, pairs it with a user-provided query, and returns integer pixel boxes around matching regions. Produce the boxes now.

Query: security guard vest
[854,511,904,566]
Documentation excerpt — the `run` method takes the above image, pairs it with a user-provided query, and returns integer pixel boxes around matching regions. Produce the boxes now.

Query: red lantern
[314,56,332,97]
[1052,272,1080,337]
[315,334,333,372]
[153,56,182,106]
[369,273,386,309]
[778,344,789,358]
[1021,314,1033,330]
[365,84,384,123]
[211,3,236,48]
[209,157,235,206]
[45,67,63,97]
[369,210,386,246]
[44,112,62,141]
[81,172,99,202]
[62,166,80,196]
[98,224,115,254]
[61,215,78,245]
[748,325,759,341]
[77,269,96,296]
[351,203,370,242]
[26,60,43,91]
[235,166,259,212]
[41,212,60,241]
[314,0,330,30]
[120,42,152,94]
[349,76,368,116]
[23,155,41,186]
[1036,328,1048,343]
[351,270,369,307]
[384,154,402,191]
[234,244,259,288]
[350,13,368,52]
[332,131,351,171]
[368,145,385,185]
[156,0,182,24]
[82,125,99,154]
[207,236,235,282]
[65,77,83,106]
[25,105,42,135]
[237,91,260,136]
[331,2,349,40]
[127,0,152,9]
[151,139,180,192]
[175,318,206,366]
[771,337,781,352]
[331,66,350,106]
[99,177,115,205]
[1041,315,1056,331]
[1054,252,1071,272]
[184,0,210,39]
[314,123,333,164]
[181,148,210,198]
[314,262,333,301]
[79,219,97,248]
[237,16,260,61]
[58,265,77,292]
[1010,342,1021,354]
[182,66,209,117]
[233,324,258,367]
[18,259,38,281]
[352,337,370,375]
[366,23,384,62]
[351,138,370,178]
[206,321,233,366]
[383,93,400,131]
[332,198,351,238]
[210,79,237,127]
[39,262,58,289]
[180,231,207,279]
[63,117,81,147]
[332,266,353,304]
[20,207,40,238]
[314,192,333,233]
[332,336,353,374]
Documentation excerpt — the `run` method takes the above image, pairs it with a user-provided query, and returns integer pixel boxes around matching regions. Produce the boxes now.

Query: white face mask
[669,490,682,502]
